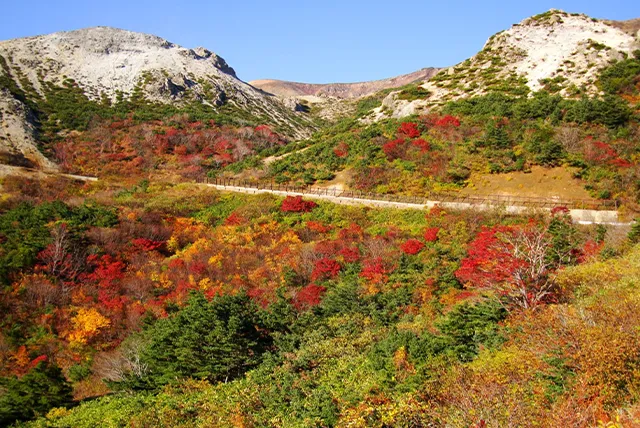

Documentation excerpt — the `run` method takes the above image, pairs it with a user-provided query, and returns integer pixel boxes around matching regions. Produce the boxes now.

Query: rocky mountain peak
[370,10,640,120]
[0,27,314,168]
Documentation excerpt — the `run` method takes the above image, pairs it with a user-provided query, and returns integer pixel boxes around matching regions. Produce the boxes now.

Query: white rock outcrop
[0,27,313,145]
[372,10,640,120]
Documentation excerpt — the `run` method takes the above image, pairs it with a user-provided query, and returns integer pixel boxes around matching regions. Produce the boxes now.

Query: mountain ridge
[0,26,317,168]
[249,67,440,100]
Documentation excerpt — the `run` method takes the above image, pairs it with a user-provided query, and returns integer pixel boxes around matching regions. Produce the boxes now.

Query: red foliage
[281,196,318,213]
[411,138,430,153]
[455,225,557,309]
[306,221,332,233]
[293,283,327,311]
[85,255,126,289]
[611,157,633,168]
[382,138,406,160]
[131,238,164,252]
[435,115,461,128]
[28,354,48,369]
[174,145,188,156]
[338,223,364,241]
[360,257,393,283]
[247,287,271,308]
[36,243,76,279]
[423,227,440,242]
[168,258,186,270]
[400,239,425,255]
[578,240,603,263]
[224,212,245,226]
[254,125,273,134]
[398,122,421,138]
[333,142,349,158]
[550,206,570,216]
[586,141,631,167]
[339,247,361,263]
[311,257,341,281]
[98,290,128,312]
[455,226,519,289]
[189,261,208,276]
[314,240,342,256]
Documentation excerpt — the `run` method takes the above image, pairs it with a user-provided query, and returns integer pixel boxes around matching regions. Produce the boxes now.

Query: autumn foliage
[398,122,421,138]
[281,196,318,213]
[293,283,327,311]
[400,239,425,255]
[455,224,559,310]
[311,258,341,281]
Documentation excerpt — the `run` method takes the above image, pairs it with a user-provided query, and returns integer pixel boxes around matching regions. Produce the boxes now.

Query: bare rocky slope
[0,89,58,171]
[371,10,640,120]
[0,27,314,168]
[250,68,440,99]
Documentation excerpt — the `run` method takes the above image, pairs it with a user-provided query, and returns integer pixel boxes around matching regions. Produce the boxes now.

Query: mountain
[0,89,57,171]
[249,68,440,100]
[0,27,314,169]
[372,10,640,120]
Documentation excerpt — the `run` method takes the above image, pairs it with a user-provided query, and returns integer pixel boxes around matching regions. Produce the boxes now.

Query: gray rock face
[0,89,57,171]
[0,27,316,169]
[0,27,313,143]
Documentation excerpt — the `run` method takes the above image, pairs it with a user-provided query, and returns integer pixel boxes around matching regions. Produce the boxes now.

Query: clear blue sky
[1,1,638,83]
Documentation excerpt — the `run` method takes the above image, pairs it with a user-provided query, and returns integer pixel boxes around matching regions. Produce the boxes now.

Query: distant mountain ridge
[250,68,440,100]
[1,11,639,170]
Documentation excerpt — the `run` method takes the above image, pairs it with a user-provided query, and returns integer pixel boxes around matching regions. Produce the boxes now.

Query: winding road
[202,182,629,226]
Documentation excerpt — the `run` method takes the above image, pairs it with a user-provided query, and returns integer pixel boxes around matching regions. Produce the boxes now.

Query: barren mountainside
[250,68,440,99]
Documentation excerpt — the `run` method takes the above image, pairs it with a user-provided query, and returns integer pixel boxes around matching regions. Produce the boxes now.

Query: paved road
[1,164,626,226]
[203,183,629,226]
[0,164,98,182]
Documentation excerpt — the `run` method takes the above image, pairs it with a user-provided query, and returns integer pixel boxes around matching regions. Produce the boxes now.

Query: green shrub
[0,362,72,425]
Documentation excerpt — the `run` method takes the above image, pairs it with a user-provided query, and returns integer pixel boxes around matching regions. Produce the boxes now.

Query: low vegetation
[0,175,635,426]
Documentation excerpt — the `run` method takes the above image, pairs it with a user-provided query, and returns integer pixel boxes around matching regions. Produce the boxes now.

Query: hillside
[3,9,640,428]
[0,27,315,169]
[250,67,440,99]
[373,10,639,120]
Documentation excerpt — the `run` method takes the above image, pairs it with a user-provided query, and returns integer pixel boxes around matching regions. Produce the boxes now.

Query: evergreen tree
[0,361,73,425]
[120,292,271,389]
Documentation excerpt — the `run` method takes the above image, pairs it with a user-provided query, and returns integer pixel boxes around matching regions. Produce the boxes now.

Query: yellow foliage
[150,271,172,288]
[67,308,111,345]
[198,278,213,290]
[167,217,207,252]
[178,238,213,261]
[12,345,30,369]
[208,252,223,267]
[46,407,71,420]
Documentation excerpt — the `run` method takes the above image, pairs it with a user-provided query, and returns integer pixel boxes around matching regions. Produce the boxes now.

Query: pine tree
[0,361,73,424]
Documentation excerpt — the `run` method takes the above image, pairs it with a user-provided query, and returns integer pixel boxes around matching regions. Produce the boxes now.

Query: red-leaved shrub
[400,239,425,255]
[281,196,318,213]
[398,122,421,138]
[423,227,440,242]
[311,257,341,281]
[294,283,327,310]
